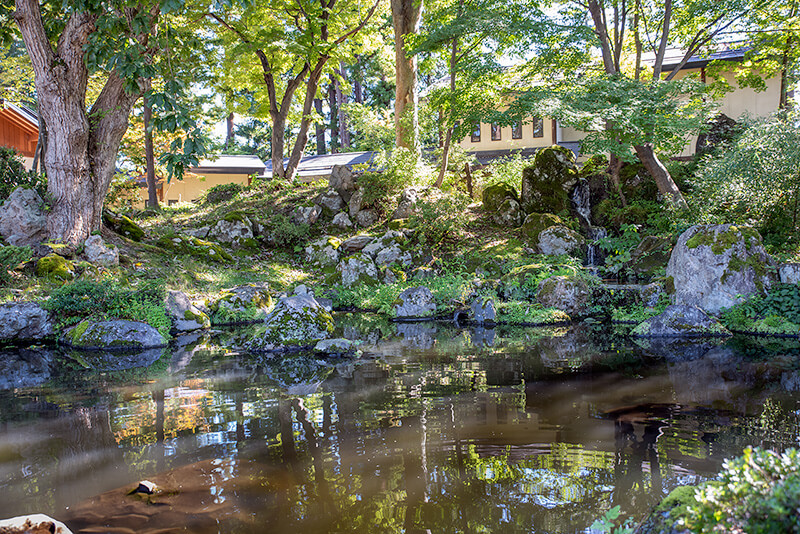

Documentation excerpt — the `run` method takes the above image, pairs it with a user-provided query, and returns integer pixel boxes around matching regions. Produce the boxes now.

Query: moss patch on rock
[36,253,75,281]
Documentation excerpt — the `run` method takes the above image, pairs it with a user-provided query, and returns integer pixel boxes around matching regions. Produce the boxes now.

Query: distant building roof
[263,151,378,180]
[0,101,38,127]
[190,154,266,175]
[644,46,748,72]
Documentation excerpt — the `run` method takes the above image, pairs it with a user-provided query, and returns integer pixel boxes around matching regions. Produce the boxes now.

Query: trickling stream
[571,179,607,268]
[0,320,799,533]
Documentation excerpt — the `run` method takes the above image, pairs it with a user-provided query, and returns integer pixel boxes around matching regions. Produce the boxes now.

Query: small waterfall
[571,179,607,268]
[571,179,592,228]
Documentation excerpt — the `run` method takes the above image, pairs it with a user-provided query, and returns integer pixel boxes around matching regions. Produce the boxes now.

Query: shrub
[44,279,171,338]
[408,193,470,246]
[105,171,142,210]
[359,147,426,215]
[0,245,33,284]
[720,283,800,334]
[267,213,309,248]
[0,146,47,201]
[205,182,243,204]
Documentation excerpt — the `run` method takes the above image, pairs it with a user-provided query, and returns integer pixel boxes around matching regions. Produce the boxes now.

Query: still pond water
[1,317,799,533]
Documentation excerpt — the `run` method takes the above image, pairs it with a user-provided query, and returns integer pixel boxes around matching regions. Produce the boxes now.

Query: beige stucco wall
[137,172,252,206]
[458,118,554,151]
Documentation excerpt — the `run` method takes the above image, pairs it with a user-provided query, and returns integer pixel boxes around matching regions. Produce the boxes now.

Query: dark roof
[263,151,379,179]
[190,154,266,175]
[661,47,748,71]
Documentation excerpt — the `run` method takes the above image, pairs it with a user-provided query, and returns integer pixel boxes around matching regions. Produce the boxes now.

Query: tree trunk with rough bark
[328,79,339,153]
[391,0,422,151]
[14,0,149,246]
[144,91,158,208]
[634,143,687,208]
[225,112,234,149]
[314,98,326,154]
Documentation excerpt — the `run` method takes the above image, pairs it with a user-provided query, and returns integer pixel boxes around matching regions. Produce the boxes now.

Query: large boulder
[394,286,437,319]
[492,198,524,227]
[0,301,53,342]
[165,290,210,332]
[392,187,421,219]
[304,236,341,267]
[103,209,145,241]
[341,235,374,253]
[84,235,119,267]
[0,187,47,246]
[62,320,167,350]
[520,146,579,214]
[356,209,379,227]
[535,275,589,317]
[536,225,584,257]
[207,283,273,324]
[631,305,732,337]
[627,235,672,278]
[374,243,412,268]
[245,295,334,352]
[337,253,379,287]
[482,182,518,213]
[329,164,357,202]
[316,188,345,215]
[667,224,778,314]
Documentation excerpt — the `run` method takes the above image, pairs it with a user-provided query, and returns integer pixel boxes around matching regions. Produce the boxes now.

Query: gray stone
[341,234,374,252]
[537,225,584,256]
[492,198,524,227]
[332,212,353,228]
[165,290,210,332]
[209,217,253,243]
[374,243,412,268]
[304,236,341,266]
[392,187,421,219]
[536,275,590,317]
[245,295,334,352]
[362,230,404,258]
[667,224,778,314]
[779,263,800,284]
[293,205,322,226]
[471,297,496,324]
[337,253,379,287]
[83,235,119,266]
[314,338,356,353]
[356,209,379,227]
[0,514,74,534]
[316,188,345,213]
[293,284,313,297]
[208,283,274,323]
[0,187,47,246]
[0,348,53,390]
[482,182,518,213]
[395,286,436,319]
[62,320,167,349]
[329,165,357,202]
[349,189,364,217]
[184,226,210,238]
[0,302,53,341]
[640,282,665,308]
[631,305,732,337]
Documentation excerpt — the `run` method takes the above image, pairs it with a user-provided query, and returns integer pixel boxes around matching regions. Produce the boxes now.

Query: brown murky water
[1,321,798,533]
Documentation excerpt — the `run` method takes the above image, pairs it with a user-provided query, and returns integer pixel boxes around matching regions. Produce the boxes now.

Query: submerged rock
[394,286,436,319]
[470,297,496,324]
[0,301,53,342]
[165,290,210,332]
[314,338,357,354]
[62,320,168,350]
[245,295,334,352]
[667,224,777,314]
[0,348,54,390]
[0,187,47,246]
[631,305,732,337]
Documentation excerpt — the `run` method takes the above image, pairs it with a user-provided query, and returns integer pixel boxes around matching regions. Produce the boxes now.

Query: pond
[1,317,799,533]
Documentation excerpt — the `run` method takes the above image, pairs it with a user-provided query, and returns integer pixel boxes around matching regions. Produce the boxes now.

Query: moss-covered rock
[521,213,564,243]
[62,319,167,349]
[36,253,75,281]
[535,275,590,317]
[520,145,579,214]
[337,253,379,287]
[627,235,672,279]
[165,290,211,331]
[482,182,518,213]
[536,225,585,257]
[207,283,273,325]
[631,305,732,337]
[244,295,335,352]
[103,210,145,241]
[156,233,234,263]
[305,235,341,266]
[667,224,778,314]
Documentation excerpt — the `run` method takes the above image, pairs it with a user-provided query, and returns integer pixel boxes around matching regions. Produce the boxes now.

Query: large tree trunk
[391,0,422,151]
[286,60,328,182]
[634,143,686,208]
[336,63,350,150]
[328,79,339,153]
[314,98,326,154]
[143,90,158,208]
[14,0,145,246]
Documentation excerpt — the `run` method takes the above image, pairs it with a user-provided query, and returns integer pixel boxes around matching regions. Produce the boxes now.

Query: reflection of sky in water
[0,323,797,532]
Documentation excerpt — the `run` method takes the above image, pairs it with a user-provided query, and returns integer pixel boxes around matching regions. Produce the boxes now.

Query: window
[168,199,179,206]
[491,123,502,141]
[470,123,481,142]
[511,122,523,139]
[532,117,544,138]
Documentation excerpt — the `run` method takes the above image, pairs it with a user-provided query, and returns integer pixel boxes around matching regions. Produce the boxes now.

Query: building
[0,101,38,169]
[458,46,783,162]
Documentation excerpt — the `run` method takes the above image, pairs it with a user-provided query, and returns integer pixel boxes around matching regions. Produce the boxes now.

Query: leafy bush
[44,279,171,338]
[720,283,800,334]
[480,153,530,191]
[359,147,426,215]
[341,102,394,152]
[266,214,309,248]
[495,301,570,325]
[408,193,470,246]
[0,146,47,201]
[205,182,243,204]
[0,245,33,284]
[596,224,642,276]
[686,447,800,533]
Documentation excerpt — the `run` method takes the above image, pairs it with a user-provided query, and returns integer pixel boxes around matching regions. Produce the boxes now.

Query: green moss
[520,213,563,243]
[686,226,759,256]
[482,182,518,212]
[222,211,249,223]
[156,233,233,263]
[36,253,75,281]
[67,320,90,345]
